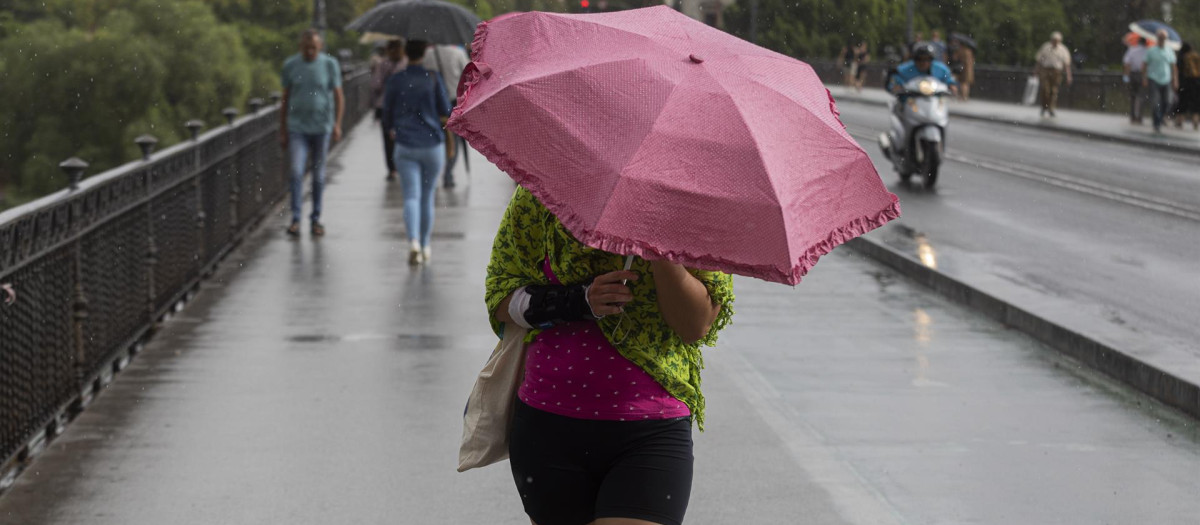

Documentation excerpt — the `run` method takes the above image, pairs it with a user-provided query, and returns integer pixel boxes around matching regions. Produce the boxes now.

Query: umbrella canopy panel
[1130,20,1182,50]
[346,0,481,45]
[450,7,899,284]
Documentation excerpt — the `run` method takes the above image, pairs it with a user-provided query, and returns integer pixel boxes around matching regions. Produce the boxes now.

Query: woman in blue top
[383,39,453,265]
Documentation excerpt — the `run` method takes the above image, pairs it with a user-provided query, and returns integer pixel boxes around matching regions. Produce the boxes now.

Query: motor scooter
[878,77,952,188]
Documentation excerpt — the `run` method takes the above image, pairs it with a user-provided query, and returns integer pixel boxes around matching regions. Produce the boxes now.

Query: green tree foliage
[724,0,1199,68]
[0,0,253,201]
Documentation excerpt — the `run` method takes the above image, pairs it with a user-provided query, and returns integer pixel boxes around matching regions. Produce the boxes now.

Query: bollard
[269,91,282,104]
[134,135,159,160]
[185,120,205,140]
[222,107,239,126]
[59,157,89,191]
[248,98,264,114]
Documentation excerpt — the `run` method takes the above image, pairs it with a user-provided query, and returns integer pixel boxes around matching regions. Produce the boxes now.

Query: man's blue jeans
[288,132,331,224]
[393,142,446,247]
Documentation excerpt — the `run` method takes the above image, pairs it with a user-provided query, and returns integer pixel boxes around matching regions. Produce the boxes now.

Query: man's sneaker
[422,246,432,263]
[312,222,325,237]
[286,222,301,237]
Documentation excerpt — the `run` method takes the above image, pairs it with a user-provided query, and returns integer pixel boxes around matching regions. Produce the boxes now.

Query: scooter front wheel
[921,140,942,189]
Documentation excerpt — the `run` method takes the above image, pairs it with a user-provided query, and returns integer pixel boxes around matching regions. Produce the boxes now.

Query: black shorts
[508,399,694,525]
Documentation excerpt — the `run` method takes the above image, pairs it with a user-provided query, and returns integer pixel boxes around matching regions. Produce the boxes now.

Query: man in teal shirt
[1143,29,1178,133]
[280,29,344,236]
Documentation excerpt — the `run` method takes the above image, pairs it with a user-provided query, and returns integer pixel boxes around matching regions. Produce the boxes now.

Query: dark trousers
[1150,81,1172,130]
[375,108,395,172]
[1128,72,1146,122]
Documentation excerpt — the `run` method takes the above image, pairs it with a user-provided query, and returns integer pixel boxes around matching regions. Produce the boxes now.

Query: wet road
[0,117,1197,524]
[834,99,1200,369]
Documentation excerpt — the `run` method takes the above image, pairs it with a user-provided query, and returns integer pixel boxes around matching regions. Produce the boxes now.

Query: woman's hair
[405,39,429,61]
[1182,42,1193,55]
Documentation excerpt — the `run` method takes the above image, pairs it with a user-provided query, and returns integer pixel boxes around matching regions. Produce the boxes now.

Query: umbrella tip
[689,54,704,64]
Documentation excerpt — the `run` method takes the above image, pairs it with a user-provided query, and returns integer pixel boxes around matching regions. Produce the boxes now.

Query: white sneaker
[421,246,432,263]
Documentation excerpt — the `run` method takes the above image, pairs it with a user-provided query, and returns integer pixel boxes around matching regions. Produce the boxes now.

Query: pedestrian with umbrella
[452,7,899,524]
[347,0,481,185]
[382,39,452,265]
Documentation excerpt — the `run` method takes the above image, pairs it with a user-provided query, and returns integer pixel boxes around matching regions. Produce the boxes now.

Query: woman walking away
[487,186,735,525]
[382,39,452,265]
[1173,42,1200,130]
[854,41,871,92]
[840,38,858,88]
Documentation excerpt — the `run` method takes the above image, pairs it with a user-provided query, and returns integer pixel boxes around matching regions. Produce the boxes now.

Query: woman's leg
[394,144,423,250]
[418,144,446,249]
[593,418,693,525]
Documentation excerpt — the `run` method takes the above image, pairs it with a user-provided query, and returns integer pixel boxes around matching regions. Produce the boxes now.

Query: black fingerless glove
[523,282,595,329]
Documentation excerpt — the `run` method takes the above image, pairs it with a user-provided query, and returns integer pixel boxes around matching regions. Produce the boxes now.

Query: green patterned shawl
[485,186,735,429]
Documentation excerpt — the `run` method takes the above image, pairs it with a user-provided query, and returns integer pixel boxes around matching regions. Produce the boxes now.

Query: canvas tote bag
[458,324,528,472]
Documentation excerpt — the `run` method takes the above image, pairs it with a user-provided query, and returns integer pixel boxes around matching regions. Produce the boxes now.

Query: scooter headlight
[918,80,937,96]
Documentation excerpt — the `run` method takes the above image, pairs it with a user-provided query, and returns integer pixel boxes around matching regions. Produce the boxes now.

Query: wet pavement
[831,98,1200,409]
[1,117,1197,524]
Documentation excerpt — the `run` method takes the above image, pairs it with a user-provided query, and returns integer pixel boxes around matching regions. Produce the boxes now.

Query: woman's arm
[651,260,721,344]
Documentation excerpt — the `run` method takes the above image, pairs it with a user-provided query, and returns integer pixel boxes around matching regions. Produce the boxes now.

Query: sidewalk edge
[833,93,1200,157]
[845,235,1200,421]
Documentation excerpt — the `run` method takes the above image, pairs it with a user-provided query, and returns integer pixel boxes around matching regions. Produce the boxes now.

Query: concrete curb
[845,235,1200,421]
[833,93,1200,158]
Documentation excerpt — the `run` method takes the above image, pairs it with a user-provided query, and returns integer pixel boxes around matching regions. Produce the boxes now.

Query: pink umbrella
[449,6,900,285]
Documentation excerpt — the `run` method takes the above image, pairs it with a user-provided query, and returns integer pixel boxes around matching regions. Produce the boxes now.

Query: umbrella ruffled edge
[448,17,903,286]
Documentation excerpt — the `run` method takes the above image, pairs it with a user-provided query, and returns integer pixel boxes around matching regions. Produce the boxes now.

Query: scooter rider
[889,44,959,97]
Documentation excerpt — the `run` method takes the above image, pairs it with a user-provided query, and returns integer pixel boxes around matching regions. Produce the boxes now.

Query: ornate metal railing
[0,64,372,484]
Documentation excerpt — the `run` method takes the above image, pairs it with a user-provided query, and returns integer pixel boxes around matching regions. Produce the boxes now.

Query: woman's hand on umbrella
[588,271,639,316]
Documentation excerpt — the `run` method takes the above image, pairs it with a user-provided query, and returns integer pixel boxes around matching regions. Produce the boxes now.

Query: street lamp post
[750,0,758,44]
[906,0,914,46]
[314,0,327,36]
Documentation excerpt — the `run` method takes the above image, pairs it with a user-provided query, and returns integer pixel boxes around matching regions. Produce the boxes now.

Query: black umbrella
[346,0,482,46]
[950,32,977,51]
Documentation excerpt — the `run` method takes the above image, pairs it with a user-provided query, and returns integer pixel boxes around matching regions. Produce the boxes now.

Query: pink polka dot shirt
[516,259,691,421]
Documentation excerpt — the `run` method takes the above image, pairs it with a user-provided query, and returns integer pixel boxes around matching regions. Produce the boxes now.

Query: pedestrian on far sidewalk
[839,38,858,88]
[1034,31,1072,117]
[1123,37,1149,124]
[930,30,947,62]
[280,29,344,237]
[1172,42,1200,131]
[949,35,975,101]
[372,40,406,182]
[383,39,452,265]
[853,41,871,92]
[423,44,470,188]
[1143,29,1178,133]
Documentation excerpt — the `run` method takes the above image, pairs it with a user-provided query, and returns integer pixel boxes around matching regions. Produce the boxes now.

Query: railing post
[185,120,205,141]
[59,157,88,192]
[134,135,158,161]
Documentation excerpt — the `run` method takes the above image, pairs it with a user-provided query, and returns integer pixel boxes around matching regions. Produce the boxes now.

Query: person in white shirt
[1123,38,1149,124]
[423,44,471,188]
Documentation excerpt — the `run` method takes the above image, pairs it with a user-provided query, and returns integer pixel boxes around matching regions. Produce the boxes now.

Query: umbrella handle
[621,255,634,285]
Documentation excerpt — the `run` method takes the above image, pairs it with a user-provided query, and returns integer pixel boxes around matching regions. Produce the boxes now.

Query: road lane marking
[845,127,1200,223]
